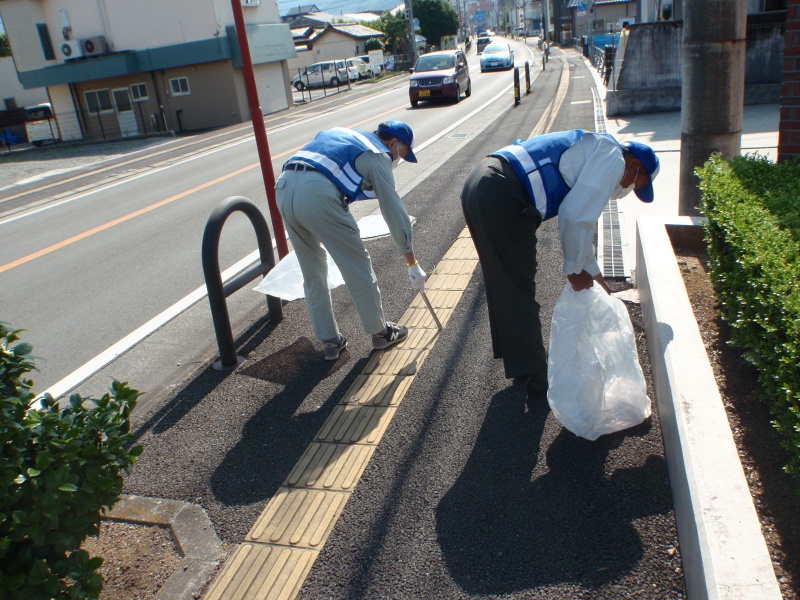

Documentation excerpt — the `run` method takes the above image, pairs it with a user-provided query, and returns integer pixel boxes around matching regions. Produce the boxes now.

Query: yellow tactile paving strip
[204,226,479,600]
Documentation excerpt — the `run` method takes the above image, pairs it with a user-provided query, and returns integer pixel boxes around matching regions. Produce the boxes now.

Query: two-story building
[0,0,295,142]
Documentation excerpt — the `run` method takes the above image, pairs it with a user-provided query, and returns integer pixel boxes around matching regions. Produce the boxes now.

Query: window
[170,77,190,96]
[130,83,149,101]
[37,24,56,61]
[84,89,114,113]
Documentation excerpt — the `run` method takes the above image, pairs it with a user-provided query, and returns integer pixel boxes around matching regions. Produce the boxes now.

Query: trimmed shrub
[698,154,800,477]
[0,323,143,599]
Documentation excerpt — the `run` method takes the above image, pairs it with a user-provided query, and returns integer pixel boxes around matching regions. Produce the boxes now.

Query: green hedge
[0,323,143,599]
[697,154,800,477]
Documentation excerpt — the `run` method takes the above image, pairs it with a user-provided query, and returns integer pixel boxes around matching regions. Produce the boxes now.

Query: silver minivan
[292,60,356,90]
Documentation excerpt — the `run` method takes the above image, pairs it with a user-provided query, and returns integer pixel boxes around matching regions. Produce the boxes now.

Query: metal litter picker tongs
[420,289,443,330]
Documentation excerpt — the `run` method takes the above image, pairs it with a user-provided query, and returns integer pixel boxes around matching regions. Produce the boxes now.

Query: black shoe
[323,335,347,361]
[511,375,531,400]
[372,322,408,350]
[526,378,548,408]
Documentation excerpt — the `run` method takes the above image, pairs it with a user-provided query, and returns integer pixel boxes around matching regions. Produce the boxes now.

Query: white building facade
[0,0,295,141]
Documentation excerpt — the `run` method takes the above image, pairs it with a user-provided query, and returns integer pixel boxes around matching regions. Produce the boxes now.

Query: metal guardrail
[202,196,283,370]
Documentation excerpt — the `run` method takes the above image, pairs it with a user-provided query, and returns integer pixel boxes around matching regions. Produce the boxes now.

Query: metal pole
[230,0,290,258]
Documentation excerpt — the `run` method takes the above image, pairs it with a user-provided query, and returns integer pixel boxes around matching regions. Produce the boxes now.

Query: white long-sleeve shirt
[356,150,414,255]
[557,133,626,277]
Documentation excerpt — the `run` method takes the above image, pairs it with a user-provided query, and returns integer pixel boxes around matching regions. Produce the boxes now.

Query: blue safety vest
[286,127,392,203]
[490,129,618,220]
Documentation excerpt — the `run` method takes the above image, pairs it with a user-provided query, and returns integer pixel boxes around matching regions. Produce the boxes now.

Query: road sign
[475,10,486,22]
[413,18,419,27]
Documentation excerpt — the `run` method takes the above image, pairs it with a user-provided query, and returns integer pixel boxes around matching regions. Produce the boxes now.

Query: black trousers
[461,156,548,390]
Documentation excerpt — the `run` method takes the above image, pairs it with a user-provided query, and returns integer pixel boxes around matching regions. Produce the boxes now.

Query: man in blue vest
[460,130,659,404]
[276,121,427,361]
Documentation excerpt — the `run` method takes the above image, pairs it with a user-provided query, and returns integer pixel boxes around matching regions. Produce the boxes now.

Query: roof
[324,23,385,39]
[300,11,380,25]
[568,0,633,6]
[344,12,381,22]
[291,26,315,39]
[285,4,319,17]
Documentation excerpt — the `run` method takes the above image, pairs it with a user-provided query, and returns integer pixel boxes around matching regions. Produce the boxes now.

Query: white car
[347,57,375,79]
[291,60,355,91]
[339,59,360,82]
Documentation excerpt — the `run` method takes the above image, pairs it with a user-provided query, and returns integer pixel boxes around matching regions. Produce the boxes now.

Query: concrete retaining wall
[607,18,783,116]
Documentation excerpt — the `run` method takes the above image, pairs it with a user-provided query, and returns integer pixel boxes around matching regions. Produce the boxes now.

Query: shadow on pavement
[129,315,282,440]
[209,343,369,506]
[436,396,672,594]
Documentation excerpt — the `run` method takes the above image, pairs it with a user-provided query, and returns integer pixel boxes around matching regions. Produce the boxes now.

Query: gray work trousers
[276,169,386,342]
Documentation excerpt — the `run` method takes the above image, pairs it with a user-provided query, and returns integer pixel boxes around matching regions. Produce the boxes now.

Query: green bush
[0,323,143,599]
[698,154,800,477]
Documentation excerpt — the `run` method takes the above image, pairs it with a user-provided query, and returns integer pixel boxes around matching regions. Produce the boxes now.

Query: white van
[25,103,60,146]
[291,60,357,91]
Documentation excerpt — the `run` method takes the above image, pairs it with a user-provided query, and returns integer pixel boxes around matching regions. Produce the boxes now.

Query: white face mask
[391,140,403,168]
[612,182,635,199]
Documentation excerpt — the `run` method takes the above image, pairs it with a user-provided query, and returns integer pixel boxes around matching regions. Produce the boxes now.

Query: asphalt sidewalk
[113,47,689,599]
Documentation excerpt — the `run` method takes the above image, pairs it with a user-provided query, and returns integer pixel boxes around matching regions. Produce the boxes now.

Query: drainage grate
[592,87,627,278]
[449,133,469,139]
[601,199,628,279]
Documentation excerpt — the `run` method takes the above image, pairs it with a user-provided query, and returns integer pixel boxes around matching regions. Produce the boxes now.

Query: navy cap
[626,141,659,203]
[378,120,417,163]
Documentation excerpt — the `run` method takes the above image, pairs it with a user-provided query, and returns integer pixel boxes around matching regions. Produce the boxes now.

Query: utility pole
[542,0,550,42]
[679,0,746,215]
[405,0,418,65]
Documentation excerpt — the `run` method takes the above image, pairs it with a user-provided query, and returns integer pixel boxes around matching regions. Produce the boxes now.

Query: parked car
[358,55,384,75]
[476,36,493,54]
[480,42,515,72]
[291,60,354,91]
[25,103,61,146]
[347,57,374,79]
[337,59,359,82]
[409,49,471,108]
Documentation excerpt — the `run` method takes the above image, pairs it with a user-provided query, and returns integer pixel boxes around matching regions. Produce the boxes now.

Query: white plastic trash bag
[253,250,344,301]
[547,283,651,440]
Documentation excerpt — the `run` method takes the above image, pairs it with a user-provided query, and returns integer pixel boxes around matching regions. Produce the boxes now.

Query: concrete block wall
[607,17,784,116]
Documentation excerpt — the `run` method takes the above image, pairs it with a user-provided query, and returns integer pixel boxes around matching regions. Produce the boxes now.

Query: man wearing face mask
[276,120,427,361]
[460,129,659,403]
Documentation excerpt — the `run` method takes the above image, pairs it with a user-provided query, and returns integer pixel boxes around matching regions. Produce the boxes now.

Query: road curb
[636,216,782,599]
[106,494,223,599]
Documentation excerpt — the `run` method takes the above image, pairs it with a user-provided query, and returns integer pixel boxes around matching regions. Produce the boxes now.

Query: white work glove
[408,263,427,291]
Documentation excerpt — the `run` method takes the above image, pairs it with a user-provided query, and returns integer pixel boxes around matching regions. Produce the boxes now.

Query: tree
[414,0,459,50]
[374,10,410,54]
[365,38,384,51]
[0,32,11,57]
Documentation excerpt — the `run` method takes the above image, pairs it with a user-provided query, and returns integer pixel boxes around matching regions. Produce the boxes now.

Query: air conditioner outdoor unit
[242,0,261,6]
[81,36,108,57]
[60,39,83,60]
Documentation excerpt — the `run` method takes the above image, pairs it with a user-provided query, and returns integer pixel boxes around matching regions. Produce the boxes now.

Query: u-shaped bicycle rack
[202,196,283,370]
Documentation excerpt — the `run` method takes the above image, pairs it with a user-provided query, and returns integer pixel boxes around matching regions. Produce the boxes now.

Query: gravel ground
[0,137,178,191]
